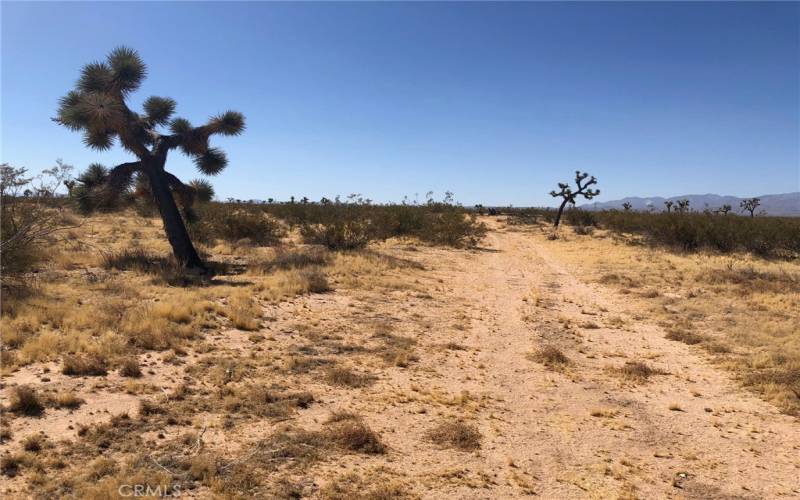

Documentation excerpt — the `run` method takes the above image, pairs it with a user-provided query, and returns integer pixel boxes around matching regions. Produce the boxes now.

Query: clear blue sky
[2,1,798,206]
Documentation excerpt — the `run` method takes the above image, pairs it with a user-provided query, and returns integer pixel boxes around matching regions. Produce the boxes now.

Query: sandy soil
[2,218,799,498]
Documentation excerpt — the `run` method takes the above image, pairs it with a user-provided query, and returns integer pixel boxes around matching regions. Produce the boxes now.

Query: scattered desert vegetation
[512,213,800,416]
[2,49,798,500]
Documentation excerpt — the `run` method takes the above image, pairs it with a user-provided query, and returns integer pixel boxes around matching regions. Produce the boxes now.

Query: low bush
[301,219,373,250]
[1,164,74,283]
[598,211,800,257]
[190,204,284,246]
[7,386,44,416]
[425,420,481,451]
[62,354,108,376]
[564,208,597,227]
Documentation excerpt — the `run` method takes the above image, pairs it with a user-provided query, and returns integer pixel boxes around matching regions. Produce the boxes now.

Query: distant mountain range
[580,192,800,216]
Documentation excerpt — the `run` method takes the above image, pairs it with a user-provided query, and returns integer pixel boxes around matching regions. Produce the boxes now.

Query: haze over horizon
[2,2,798,206]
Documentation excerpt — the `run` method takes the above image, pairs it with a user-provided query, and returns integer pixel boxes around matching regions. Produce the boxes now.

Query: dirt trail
[380,220,800,498]
[3,220,798,498]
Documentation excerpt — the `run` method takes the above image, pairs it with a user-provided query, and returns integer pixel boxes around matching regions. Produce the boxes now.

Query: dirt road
[357,221,800,498]
[2,220,798,499]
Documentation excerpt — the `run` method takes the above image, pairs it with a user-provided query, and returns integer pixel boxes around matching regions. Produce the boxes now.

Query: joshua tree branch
[164,171,195,208]
[105,161,141,192]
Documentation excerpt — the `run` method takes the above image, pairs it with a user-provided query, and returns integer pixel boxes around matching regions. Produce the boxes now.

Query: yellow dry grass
[538,224,800,414]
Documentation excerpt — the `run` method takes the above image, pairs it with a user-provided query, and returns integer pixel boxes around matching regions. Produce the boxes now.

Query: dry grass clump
[222,385,314,419]
[254,267,332,301]
[741,365,800,416]
[62,353,108,376]
[324,367,376,388]
[527,345,570,369]
[21,434,47,452]
[225,291,262,331]
[664,327,706,345]
[320,471,411,500]
[251,247,330,273]
[425,419,481,451]
[119,358,142,378]
[120,311,196,350]
[324,412,386,454]
[101,248,174,275]
[701,265,800,294]
[302,269,331,293]
[373,330,418,367]
[1,454,25,477]
[54,391,85,409]
[613,361,667,383]
[7,385,44,416]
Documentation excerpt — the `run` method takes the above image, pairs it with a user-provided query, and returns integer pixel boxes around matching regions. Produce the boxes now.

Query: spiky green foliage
[56,46,244,178]
[78,62,113,93]
[188,179,215,203]
[194,148,228,175]
[143,96,176,125]
[72,164,117,214]
[209,111,246,136]
[107,46,146,94]
[79,163,109,187]
[169,117,192,135]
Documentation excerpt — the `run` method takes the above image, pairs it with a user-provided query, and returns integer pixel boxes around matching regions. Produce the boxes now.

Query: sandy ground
[2,218,799,498]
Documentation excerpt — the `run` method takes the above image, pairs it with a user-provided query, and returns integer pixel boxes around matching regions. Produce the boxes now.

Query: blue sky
[2,1,798,206]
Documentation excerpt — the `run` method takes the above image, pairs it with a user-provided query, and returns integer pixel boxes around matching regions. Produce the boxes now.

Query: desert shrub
[1,164,74,282]
[426,420,481,451]
[416,210,487,247]
[119,358,143,378]
[7,386,44,416]
[260,195,486,248]
[62,354,108,376]
[324,413,385,454]
[255,248,330,272]
[302,269,331,293]
[189,204,283,246]
[613,361,666,382]
[527,345,570,369]
[301,219,374,250]
[565,208,597,227]
[102,248,175,274]
[597,211,800,258]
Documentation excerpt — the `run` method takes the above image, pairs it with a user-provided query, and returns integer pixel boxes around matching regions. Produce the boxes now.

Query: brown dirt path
[376,219,800,498]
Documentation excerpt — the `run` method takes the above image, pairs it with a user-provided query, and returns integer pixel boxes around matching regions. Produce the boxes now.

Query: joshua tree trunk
[144,162,205,271]
[553,198,569,227]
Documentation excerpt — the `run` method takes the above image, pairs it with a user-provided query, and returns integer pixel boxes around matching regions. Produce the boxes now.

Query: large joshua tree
[55,47,245,271]
[550,171,600,227]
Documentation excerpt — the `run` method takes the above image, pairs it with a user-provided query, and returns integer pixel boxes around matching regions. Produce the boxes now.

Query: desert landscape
[1,196,799,498]
[2,2,799,499]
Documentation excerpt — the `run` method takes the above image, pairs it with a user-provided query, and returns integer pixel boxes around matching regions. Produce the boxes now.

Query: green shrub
[598,211,800,258]
[190,204,284,246]
[276,201,486,249]
[564,209,597,227]
[301,219,374,250]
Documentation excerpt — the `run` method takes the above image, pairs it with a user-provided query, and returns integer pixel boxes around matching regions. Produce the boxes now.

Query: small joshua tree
[675,199,691,213]
[740,197,760,217]
[54,47,245,271]
[664,200,673,213]
[550,171,600,227]
[716,204,732,215]
[622,202,632,211]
